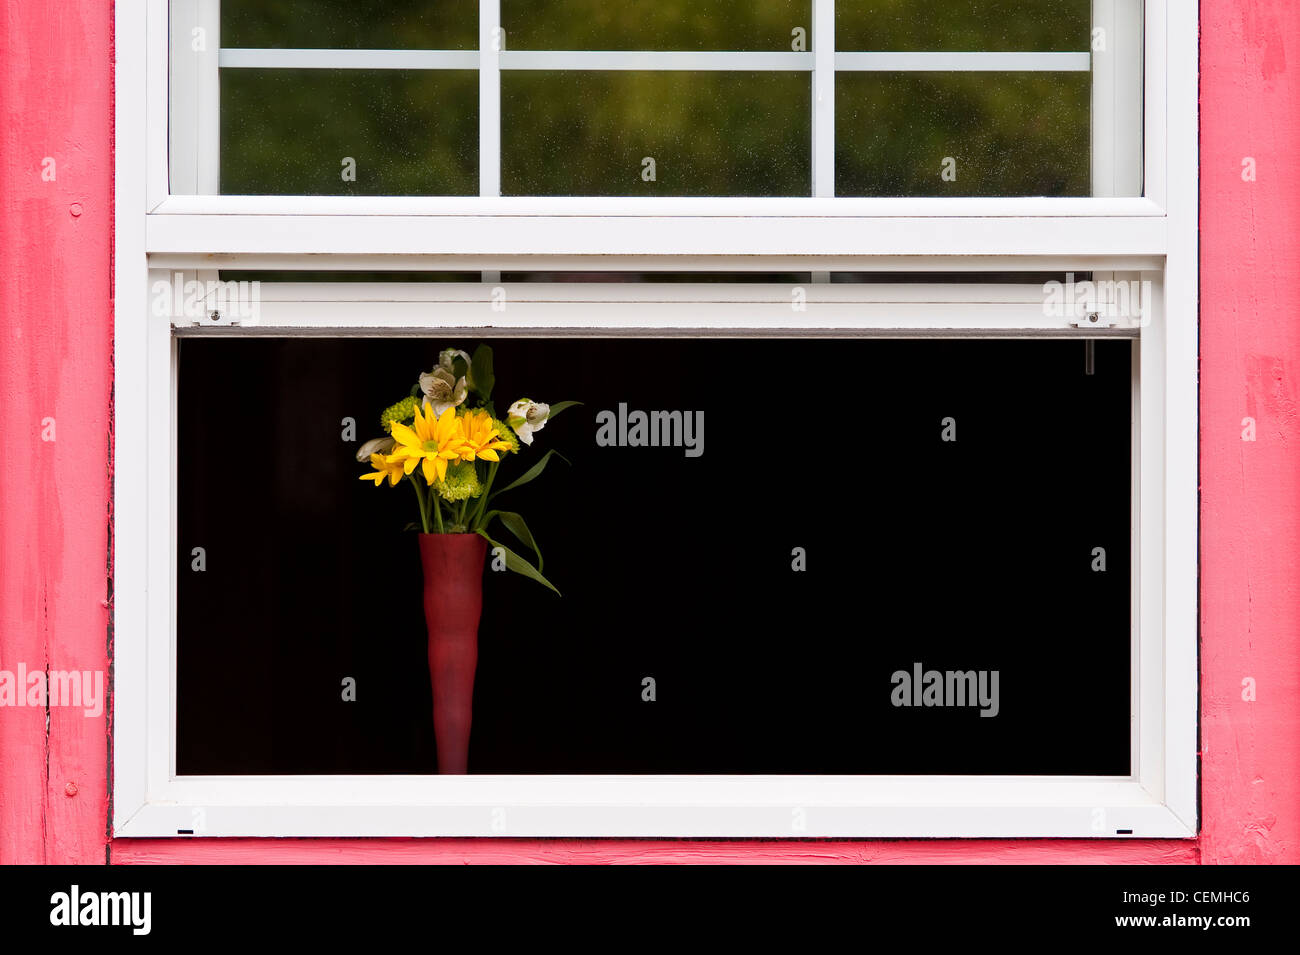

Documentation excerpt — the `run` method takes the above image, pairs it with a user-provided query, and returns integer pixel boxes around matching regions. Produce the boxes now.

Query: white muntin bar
[498,50,813,71]
[218,48,479,69]
[835,51,1091,71]
[812,0,835,200]
[215,49,1090,73]
[479,0,501,198]
[480,0,502,283]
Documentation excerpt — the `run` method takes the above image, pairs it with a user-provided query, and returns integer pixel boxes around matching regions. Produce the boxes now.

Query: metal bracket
[201,308,240,327]
[1071,310,1115,330]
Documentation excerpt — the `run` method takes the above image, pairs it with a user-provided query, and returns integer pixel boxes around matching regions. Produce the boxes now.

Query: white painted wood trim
[116,777,1193,839]
[1159,0,1199,833]
[176,279,1141,335]
[151,253,1166,275]
[1142,0,1168,209]
[146,0,171,208]
[142,212,1168,259]
[112,0,155,834]
[1090,0,1146,198]
[150,195,1167,216]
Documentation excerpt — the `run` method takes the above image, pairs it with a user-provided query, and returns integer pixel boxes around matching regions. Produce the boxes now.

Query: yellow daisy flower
[390,403,467,485]
[458,408,514,463]
[358,450,405,487]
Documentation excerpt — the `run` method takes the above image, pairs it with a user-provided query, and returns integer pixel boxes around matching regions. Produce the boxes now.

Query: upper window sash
[152,1,1158,232]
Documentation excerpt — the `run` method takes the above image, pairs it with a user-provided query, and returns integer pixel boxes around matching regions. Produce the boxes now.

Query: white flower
[355,435,395,463]
[507,398,550,446]
[419,366,468,416]
[439,348,472,378]
[418,348,473,415]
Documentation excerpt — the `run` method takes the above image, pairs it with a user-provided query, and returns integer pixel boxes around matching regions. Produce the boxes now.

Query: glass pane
[177,336,1131,775]
[837,0,1090,52]
[835,72,1089,196]
[503,0,810,51]
[502,72,809,196]
[220,69,477,195]
[221,0,477,50]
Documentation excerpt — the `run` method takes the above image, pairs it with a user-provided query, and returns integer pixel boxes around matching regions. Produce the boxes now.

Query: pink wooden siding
[0,0,1295,864]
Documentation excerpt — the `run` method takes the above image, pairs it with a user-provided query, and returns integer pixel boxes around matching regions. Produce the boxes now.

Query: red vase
[418,532,488,774]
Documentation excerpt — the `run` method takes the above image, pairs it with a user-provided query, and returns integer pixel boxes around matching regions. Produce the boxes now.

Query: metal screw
[208,309,221,322]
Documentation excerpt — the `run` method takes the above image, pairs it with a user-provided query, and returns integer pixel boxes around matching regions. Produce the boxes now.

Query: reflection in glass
[221,0,478,50]
[502,0,810,51]
[221,69,478,195]
[836,72,1090,196]
[502,71,809,196]
[837,0,1090,52]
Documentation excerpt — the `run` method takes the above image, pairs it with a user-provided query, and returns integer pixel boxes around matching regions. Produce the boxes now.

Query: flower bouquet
[356,345,576,772]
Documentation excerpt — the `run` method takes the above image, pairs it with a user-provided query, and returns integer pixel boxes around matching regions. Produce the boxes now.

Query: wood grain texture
[110,838,1199,866]
[1199,0,1300,865]
[0,0,113,864]
[0,0,1296,865]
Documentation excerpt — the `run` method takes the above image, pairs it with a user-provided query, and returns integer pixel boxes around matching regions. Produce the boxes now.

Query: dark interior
[176,336,1132,775]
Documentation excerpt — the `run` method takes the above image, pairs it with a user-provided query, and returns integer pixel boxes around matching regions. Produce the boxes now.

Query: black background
[176,336,1131,775]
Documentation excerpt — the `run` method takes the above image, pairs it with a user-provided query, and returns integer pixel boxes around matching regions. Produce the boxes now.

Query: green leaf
[479,510,543,572]
[470,344,495,401]
[544,400,582,422]
[476,530,560,595]
[490,448,569,500]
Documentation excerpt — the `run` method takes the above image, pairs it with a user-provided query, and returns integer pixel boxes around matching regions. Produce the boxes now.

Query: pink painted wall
[0,0,113,865]
[0,0,1296,865]
[1198,0,1300,865]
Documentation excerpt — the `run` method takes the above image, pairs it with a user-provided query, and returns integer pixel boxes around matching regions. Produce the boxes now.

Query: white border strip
[144,212,1168,258]
[116,776,1188,839]
[151,195,1166,217]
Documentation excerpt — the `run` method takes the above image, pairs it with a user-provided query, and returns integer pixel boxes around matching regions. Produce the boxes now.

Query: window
[171,0,1142,198]
[114,1,1197,838]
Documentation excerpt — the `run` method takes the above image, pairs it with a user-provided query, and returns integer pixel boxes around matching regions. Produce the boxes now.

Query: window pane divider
[835,51,1090,71]
[218,48,479,69]
[213,49,1091,73]
[812,0,834,201]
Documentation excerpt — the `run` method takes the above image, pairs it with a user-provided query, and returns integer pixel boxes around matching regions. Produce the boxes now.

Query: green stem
[409,475,430,534]
[470,461,499,531]
[431,492,445,533]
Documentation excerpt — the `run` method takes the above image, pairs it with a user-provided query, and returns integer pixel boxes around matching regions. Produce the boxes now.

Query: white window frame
[113,0,1197,839]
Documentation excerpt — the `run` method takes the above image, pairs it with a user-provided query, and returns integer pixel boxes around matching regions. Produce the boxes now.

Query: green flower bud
[432,460,482,502]
[380,396,419,433]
